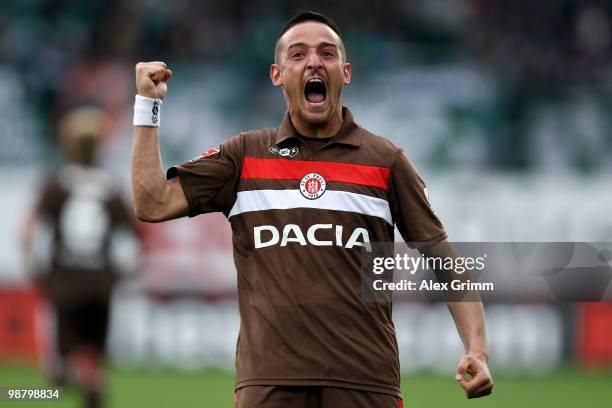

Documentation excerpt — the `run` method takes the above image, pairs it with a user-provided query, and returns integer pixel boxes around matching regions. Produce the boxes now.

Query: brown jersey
[34,164,137,302]
[167,107,447,396]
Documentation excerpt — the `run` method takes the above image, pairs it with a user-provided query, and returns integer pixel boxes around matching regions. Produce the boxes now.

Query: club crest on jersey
[300,173,326,200]
[270,145,298,157]
[190,147,220,162]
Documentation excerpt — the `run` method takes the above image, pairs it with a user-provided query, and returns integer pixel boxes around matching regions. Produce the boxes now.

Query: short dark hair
[278,11,342,40]
[274,11,346,64]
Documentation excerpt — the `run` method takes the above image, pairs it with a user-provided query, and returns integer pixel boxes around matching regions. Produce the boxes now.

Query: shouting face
[271,21,351,135]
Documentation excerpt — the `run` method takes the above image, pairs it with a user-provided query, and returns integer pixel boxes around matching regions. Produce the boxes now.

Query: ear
[270,64,283,87]
[342,62,351,86]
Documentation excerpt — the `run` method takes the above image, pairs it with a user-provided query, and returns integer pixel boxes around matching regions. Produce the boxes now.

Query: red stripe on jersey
[241,157,391,190]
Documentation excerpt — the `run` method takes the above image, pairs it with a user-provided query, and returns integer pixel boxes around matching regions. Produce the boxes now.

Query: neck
[291,105,344,138]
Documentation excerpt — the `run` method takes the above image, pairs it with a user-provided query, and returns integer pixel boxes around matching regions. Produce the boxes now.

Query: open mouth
[304,78,327,106]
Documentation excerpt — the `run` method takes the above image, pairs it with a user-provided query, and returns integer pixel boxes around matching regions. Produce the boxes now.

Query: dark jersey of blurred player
[24,107,139,408]
[34,164,136,304]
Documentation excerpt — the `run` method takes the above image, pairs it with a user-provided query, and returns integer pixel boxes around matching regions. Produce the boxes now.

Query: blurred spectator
[1,0,611,171]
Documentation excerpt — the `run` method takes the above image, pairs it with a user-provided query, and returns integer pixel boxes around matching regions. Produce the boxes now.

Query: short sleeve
[388,149,447,243]
[166,133,243,217]
[35,175,63,217]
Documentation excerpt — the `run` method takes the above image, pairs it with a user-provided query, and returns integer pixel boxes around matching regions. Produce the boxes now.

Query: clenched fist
[135,61,173,99]
[455,353,493,398]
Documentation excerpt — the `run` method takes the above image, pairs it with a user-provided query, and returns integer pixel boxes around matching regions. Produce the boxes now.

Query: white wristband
[133,95,162,127]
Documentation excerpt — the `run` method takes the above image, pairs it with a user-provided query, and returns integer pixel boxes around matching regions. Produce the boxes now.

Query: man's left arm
[422,238,494,399]
[388,149,493,398]
[446,300,494,398]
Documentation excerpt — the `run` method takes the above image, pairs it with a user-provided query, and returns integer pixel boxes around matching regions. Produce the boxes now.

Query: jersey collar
[276,106,362,147]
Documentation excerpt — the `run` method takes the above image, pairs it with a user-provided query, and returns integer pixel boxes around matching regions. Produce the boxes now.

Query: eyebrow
[287,42,338,51]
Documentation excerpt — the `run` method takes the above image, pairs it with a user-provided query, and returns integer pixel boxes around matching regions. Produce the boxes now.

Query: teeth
[308,78,323,83]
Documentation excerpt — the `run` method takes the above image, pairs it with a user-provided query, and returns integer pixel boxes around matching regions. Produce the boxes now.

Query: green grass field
[0,364,610,407]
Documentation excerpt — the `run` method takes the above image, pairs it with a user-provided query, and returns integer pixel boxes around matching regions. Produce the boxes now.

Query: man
[131,11,493,407]
[22,106,140,408]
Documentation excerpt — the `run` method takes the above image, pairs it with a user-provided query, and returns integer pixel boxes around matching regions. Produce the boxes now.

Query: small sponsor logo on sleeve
[190,147,220,162]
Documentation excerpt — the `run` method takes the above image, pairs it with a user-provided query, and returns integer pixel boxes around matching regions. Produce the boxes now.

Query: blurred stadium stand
[1,0,612,374]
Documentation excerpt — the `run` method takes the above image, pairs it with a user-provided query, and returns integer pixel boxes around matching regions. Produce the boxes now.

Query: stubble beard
[292,93,342,131]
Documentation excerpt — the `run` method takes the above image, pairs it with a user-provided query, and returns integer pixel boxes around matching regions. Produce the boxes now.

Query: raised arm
[131,61,189,222]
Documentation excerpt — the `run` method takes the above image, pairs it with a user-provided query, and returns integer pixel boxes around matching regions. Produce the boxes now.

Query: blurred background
[1,0,612,407]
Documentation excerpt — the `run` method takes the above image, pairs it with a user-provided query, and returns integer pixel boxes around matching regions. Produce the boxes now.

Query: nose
[306,52,323,71]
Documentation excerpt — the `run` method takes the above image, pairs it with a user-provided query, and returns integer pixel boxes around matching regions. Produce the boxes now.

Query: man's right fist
[135,61,173,99]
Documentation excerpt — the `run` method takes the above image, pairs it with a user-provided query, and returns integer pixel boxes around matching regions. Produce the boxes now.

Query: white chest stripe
[228,189,392,225]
